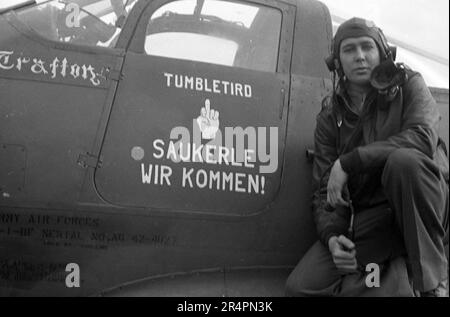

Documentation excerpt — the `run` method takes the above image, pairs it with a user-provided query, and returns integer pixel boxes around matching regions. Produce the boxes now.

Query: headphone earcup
[325,55,336,71]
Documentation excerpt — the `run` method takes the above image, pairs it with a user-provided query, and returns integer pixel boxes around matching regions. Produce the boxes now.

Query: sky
[1,0,449,87]
[319,0,449,88]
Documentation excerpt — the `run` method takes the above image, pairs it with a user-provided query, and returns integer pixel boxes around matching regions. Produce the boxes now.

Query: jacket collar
[335,81,378,118]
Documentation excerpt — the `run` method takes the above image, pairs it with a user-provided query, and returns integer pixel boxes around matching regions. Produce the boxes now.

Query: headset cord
[347,200,355,241]
[319,164,355,242]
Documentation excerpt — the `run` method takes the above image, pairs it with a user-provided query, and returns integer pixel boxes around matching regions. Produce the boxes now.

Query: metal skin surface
[0,0,447,296]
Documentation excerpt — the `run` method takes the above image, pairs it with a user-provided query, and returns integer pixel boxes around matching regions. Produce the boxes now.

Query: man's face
[339,36,381,85]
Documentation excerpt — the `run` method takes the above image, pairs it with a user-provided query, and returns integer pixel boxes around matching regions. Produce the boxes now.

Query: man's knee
[285,270,305,297]
[285,258,312,296]
[386,148,423,173]
[285,241,339,296]
[382,149,427,184]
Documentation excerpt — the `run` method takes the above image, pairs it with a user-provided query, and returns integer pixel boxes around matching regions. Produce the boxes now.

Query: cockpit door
[94,0,295,216]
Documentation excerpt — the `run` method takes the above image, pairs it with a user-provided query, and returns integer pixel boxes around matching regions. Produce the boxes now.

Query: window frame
[7,0,140,54]
[127,0,295,74]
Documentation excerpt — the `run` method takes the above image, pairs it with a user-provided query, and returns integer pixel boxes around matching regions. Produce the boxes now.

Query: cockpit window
[144,0,282,72]
[15,0,137,47]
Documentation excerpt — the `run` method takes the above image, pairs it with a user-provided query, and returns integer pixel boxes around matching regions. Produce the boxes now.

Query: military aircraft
[0,0,448,296]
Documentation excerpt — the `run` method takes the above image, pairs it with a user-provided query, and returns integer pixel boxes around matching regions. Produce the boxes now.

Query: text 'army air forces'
[132,72,279,196]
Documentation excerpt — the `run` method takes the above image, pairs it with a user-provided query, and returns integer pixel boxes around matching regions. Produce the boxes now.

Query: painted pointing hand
[196,99,219,139]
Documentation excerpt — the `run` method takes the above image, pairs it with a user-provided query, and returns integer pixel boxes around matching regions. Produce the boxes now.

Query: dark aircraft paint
[0,0,448,296]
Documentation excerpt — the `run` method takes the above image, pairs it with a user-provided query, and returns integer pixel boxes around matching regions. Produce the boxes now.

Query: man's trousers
[286,148,448,296]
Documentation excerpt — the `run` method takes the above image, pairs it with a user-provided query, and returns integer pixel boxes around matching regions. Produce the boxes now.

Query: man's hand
[327,159,349,208]
[328,235,358,274]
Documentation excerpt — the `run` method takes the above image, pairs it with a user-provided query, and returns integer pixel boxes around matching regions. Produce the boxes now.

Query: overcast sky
[2,0,449,58]
[320,0,449,58]
[1,0,449,87]
[319,0,449,88]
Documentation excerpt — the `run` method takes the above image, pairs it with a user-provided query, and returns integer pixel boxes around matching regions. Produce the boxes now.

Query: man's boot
[420,279,449,297]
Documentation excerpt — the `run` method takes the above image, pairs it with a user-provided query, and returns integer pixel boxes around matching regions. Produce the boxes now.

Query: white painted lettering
[0,51,14,70]
[153,139,165,159]
[141,163,153,184]
[244,85,252,98]
[213,79,220,93]
[182,167,194,188]
[235,83,243,97]
[196,169,208,188]
[175,74,183,88]
[244,149,255,168]
[160,165,172,186]
[195,77,203,91]
[235,173,245,192]
[164,72,173,87]
[209,171,220,190]
[222,81,229,94]
[185,76,194,90]
[61,58,68,77]
[70,64,80,79]
[50,57,60,79]
[31,58,48,74]
[16,56,30,71]
[204,78,212,92]
[222,172,233,191]
[205,145,217,164]
[248,174,259,194]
